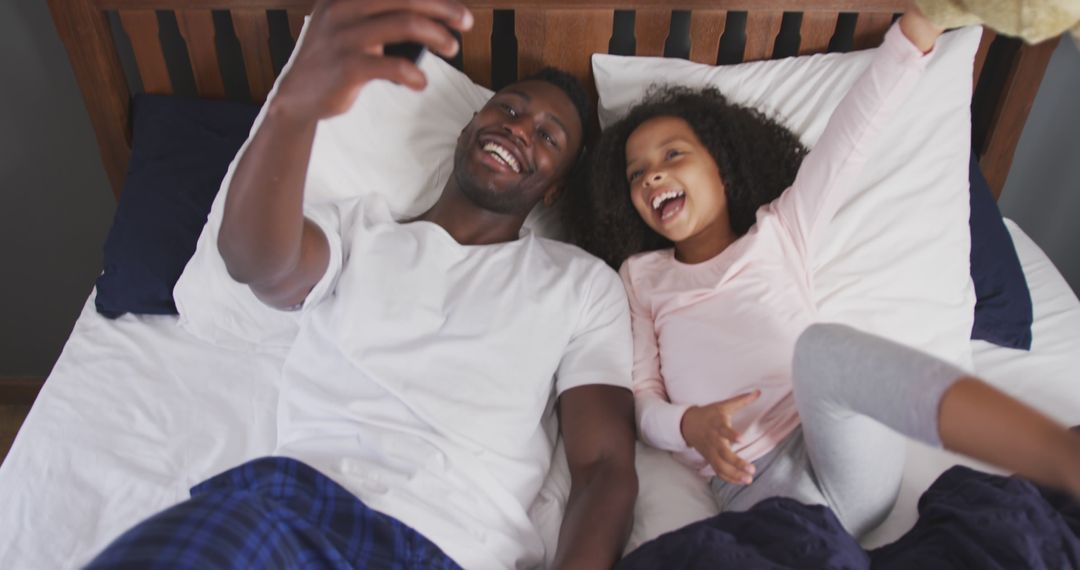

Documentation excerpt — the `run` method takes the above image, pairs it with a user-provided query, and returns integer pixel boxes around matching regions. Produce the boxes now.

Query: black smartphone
[383,42,426,63]
[383,20,455,64]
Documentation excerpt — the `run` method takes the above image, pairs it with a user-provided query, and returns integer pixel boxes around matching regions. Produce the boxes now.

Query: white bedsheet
[2,219,1078,568]
[863,219,1080,547]
[0,308,285,568]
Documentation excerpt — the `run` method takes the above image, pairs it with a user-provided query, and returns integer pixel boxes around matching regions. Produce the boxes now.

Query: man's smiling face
[452,79,584,216]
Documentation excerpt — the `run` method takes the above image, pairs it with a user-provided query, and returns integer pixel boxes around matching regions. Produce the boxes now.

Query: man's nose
[503,116,531,147]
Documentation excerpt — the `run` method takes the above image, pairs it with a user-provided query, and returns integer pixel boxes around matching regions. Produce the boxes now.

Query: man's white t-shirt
[272,194,633,569]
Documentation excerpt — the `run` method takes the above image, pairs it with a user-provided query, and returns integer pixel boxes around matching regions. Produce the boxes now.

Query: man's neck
[413,178,527,246]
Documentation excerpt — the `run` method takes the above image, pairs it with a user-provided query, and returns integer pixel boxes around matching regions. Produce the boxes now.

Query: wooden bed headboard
[48,0,1060,201]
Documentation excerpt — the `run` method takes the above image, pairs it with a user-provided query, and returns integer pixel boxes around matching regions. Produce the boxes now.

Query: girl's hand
[680,390,761,485]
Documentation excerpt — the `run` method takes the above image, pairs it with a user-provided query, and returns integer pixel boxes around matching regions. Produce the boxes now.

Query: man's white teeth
[482,142,521,173]
[651,190,685,211]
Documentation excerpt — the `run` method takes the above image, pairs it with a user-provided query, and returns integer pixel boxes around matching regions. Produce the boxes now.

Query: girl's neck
[673,220,738,265]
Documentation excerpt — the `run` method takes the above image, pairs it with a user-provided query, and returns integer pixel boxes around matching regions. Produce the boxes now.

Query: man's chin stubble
[454,169,531,216]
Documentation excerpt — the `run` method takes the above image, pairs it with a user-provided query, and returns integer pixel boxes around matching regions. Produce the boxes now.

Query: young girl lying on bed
[572,8,1080,537]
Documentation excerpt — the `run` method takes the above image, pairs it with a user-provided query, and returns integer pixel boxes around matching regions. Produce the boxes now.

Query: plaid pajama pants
[85,457,462,570]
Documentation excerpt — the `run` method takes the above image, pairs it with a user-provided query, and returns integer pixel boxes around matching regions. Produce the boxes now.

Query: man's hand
[681,390,761,485]
[272,0,474,121]
[218,0,474,306]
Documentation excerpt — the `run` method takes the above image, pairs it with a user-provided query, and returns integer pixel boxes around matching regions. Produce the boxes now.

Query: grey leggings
[710,323,967,537]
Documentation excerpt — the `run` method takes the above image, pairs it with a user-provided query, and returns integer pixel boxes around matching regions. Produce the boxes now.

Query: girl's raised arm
[771,7,942,260]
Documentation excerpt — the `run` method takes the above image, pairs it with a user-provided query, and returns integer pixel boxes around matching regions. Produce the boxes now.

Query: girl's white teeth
[651,190,685,211]
[482,142,521,173]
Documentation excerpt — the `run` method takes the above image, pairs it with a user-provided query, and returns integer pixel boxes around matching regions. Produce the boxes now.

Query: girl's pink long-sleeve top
[620,23,933,476]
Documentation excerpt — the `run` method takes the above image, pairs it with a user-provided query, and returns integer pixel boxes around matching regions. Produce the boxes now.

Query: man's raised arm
[217,0,473,308]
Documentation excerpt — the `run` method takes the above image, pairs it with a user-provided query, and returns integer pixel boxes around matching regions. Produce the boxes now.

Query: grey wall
[0,1,116,377]
[998,38,1080,294]
[0,10,1076,377]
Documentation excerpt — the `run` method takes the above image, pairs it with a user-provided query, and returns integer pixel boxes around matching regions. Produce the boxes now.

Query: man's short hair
[519,67,592,150]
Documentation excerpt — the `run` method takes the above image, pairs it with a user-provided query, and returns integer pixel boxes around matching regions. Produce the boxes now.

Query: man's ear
[542,183,564,208]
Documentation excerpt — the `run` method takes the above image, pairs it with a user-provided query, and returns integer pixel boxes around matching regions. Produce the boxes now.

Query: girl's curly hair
[564,85,809,269]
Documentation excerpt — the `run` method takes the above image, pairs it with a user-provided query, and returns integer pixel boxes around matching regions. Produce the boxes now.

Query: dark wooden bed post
[461,9,495,88]
[47,0,133,199]
[973,36,1060,199]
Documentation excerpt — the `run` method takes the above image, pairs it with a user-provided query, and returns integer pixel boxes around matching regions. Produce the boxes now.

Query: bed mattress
[1,219,1077,568]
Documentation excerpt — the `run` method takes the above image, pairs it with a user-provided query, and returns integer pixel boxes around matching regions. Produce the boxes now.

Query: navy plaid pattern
[85,457,462,570]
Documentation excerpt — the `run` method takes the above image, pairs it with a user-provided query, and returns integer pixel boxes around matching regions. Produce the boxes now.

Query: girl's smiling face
[624,116,731,245]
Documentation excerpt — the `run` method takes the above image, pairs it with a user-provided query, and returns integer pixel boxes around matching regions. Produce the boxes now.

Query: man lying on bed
[85,1,636,569]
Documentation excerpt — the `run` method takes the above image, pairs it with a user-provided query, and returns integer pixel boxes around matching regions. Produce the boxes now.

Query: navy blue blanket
[618,466,1080,570]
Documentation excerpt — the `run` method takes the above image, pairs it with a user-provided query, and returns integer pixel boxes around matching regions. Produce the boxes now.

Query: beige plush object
[916,0,1080,44]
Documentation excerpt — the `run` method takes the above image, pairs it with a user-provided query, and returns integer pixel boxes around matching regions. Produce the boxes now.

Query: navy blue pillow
[968,152,1033,350]
[95,94,259,318]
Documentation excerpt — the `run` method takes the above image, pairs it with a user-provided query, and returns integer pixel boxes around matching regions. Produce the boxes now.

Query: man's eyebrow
[546,113,569,139]
[503,89,532,102]
[502,88,570,139]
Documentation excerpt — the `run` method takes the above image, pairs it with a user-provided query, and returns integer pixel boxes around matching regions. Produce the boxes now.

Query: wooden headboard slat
[48,0,131,195]
[798,11,839,56]
[978,36,1059,199]
[513,9,544,78]
[231,9,276,102]
[688,10,726,65]
[973,29,997,88]
[286,10,305,41]
[118,10,173,94]
[176,10,227,99]
[49,0,1055,200]
[93,0,910,11]
[516,9,614,104]
[635,9,673,58]
[744,11,783,61]
[461,8,495,89]
[852,12,894,51]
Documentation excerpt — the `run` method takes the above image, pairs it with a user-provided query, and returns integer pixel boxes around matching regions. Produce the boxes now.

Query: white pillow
[174,18,564,351]
[591,26,981,548]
